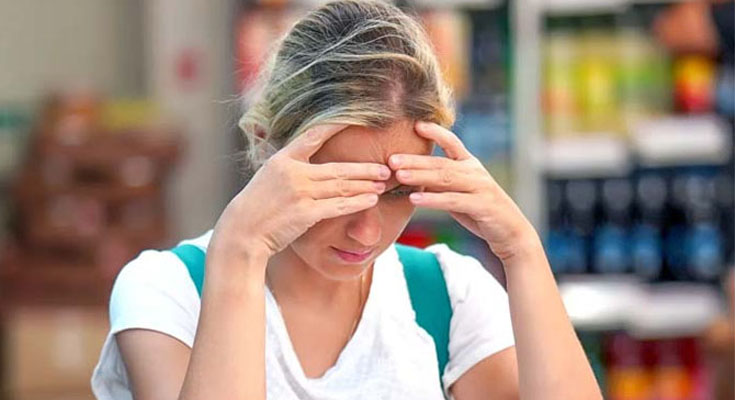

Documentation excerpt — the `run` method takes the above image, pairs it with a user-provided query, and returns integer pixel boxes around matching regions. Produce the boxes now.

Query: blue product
[630,224,663,280]
[455,105,509,163]
[686,222,724,281]
[593,224,628,274]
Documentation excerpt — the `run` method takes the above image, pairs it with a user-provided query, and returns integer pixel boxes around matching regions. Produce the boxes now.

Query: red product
[673,56,715,113]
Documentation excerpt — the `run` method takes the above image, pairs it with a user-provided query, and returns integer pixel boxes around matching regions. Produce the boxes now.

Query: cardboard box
[1,307,108,399]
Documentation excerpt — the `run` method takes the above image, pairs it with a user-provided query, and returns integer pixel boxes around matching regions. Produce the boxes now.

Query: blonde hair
[239,0,455,168]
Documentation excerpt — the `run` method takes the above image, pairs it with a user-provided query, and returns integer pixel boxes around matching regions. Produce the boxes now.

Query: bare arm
[448,242,598,400]
[504,240,601,400]
[451,240,601,400]
[117,330,191,400]
[450,347,520,400]
[391,121,602,399]
[178,243,269,399]
[114,245,268,400]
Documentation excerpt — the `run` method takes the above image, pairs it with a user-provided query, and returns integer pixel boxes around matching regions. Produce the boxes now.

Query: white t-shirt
[91,230,515,399]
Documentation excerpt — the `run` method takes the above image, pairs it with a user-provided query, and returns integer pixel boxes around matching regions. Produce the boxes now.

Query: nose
[346,204,382,248]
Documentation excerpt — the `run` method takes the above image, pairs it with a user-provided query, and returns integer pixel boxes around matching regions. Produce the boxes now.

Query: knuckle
[334,164,348,180]
[338,179,351,196]
[440,169,453,185]
[336,197,349,214]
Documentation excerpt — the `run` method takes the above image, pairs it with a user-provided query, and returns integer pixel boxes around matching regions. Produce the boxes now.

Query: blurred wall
[0,0,146,102]
[0,0,237,239]
[146,0,235,238]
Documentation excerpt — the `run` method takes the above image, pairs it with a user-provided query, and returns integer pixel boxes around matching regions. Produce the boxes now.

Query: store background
[0,0,732,399]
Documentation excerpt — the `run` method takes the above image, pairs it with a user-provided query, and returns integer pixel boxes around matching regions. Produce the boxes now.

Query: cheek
[378,198,416,237]
[291,218,337,251]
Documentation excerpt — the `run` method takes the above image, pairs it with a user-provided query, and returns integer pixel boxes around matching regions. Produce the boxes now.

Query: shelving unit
[513,1,733,396]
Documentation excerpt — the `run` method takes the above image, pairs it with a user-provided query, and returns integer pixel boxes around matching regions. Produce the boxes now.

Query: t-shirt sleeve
[425,244,515,392]
[108,249,201,347]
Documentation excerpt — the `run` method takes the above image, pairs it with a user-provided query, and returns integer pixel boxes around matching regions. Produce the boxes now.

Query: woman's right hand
[210,123,391,261]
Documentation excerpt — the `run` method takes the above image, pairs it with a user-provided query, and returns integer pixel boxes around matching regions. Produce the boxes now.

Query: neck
[266,246,370,309]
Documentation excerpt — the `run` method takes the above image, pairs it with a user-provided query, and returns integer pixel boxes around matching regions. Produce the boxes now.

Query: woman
[91,1,602,399]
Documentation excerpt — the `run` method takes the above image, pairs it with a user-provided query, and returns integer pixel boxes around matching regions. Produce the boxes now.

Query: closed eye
[384,185,416,198]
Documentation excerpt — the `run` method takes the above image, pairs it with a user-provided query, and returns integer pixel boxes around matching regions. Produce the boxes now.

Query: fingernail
[396,170,410,180]
[374,182,386,192]
[409,192,423,202]
[379,166,391,179]
[390,155,402,167]
[416,121,430,130]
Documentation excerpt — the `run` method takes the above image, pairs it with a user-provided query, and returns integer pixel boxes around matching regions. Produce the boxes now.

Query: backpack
[170,243,452,396]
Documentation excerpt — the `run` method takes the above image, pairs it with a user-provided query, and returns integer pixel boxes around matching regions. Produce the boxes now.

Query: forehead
[310,120,433,165]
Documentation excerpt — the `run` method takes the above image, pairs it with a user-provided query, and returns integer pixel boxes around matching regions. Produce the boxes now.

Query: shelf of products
[0,94,183,307]
[524,1,735,397]
[559,276,723,336]
[538,3,733,282]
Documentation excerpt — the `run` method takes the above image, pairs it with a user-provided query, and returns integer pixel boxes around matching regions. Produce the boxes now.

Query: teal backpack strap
[171,244,206,297]
[395,243,452,396]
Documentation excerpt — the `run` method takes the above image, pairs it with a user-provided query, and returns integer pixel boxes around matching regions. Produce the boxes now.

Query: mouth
[331,246,374,263]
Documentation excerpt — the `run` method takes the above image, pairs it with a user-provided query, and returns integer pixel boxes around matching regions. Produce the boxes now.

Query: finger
[395,168,476,192]
[283,124,348,161]
[310,179,385,199]
[309,162,391,181]
[312,193,379,220]
[414,121,472,161]
[388,153,452,171]
[408,192,481,215]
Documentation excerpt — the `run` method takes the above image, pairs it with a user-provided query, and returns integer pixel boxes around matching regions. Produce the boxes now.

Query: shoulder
[112,229,213,297]
[420,244,515,390]
[422,243,507,305]
[108,229,213,346]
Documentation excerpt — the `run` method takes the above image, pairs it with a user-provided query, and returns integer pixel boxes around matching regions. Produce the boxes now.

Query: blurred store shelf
[632,115,732,167]
[544,115,732,178]
[560,276,724,338]
[0,95,183,308]
[543,0,628,15]
[545,135,631,179]
[627,283,724,338]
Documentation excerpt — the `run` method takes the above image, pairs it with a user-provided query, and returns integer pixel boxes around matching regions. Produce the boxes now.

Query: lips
[332,247,374,263]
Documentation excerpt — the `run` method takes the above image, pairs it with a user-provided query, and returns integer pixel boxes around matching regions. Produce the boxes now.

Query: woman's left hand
[389,121,541,263]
